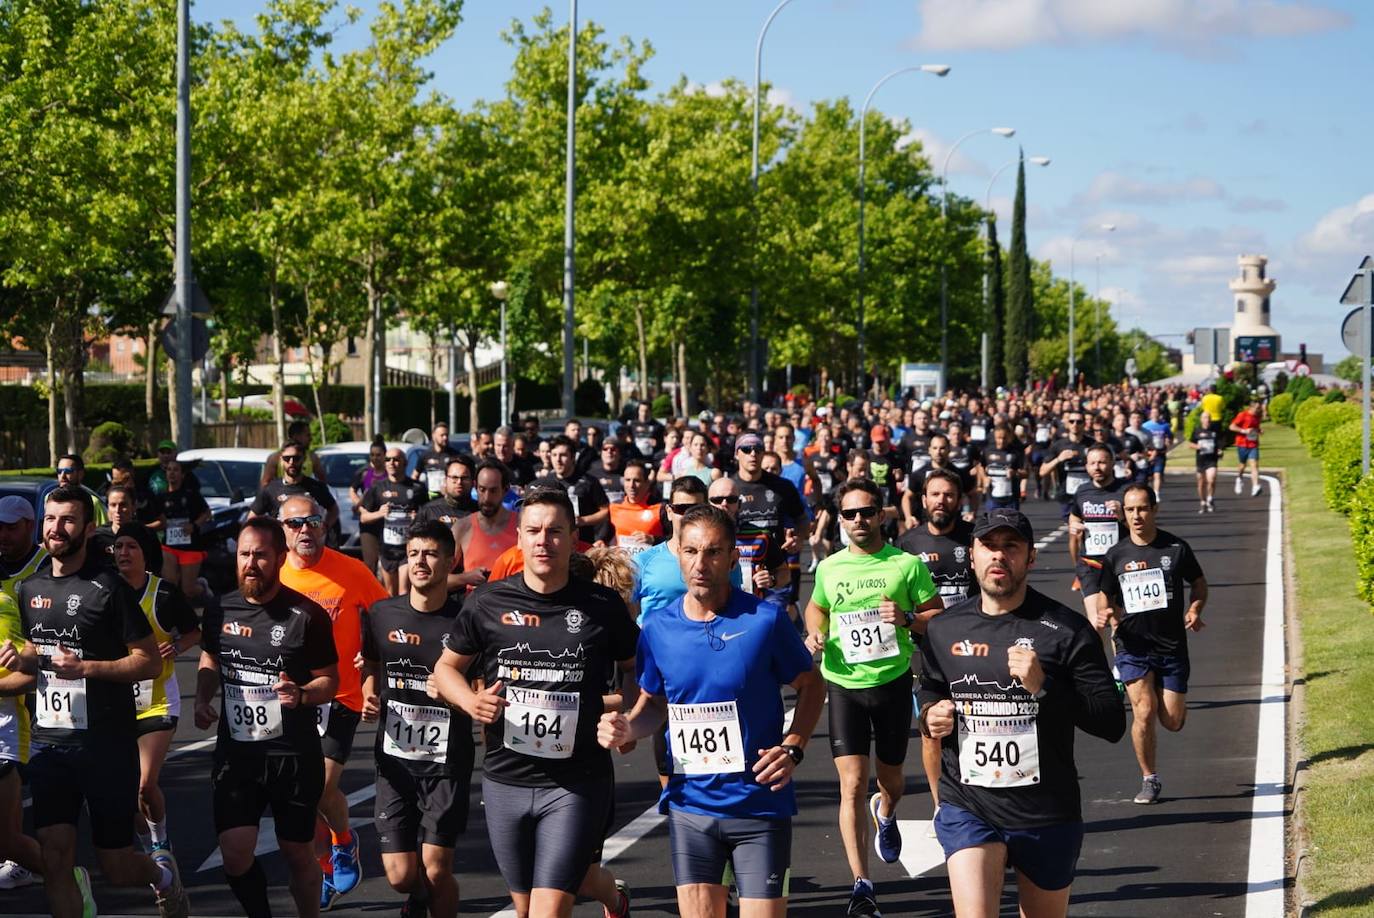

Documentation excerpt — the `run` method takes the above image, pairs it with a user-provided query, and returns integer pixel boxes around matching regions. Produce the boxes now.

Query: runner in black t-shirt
[415,455,478,531]
[1068,445,1129,632]
[194,517,338,918]
[630,402,665,459]
[250,441,340,535]
[433,489,638,918]
[413,423,461,496]
[360,447,429,595]
[1039,410,1091,521]
[92,486,165,577]
[160,460,213,604]
[548,435,611,545]
[1098,484,1207,805]
[1188,412,1223,513]
[978,425,1025,510]
[730,433,807,611]
[918,508,1124,914]
[16,486,189,917]
[902,434,975,527]
[360,521,472,918]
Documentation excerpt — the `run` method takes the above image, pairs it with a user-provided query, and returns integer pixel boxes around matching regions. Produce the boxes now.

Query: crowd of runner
[0,378,1264,917]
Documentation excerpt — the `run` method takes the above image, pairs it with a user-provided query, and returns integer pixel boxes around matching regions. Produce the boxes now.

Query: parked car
[315,440,408,553]
[0,476,59,542]
[177,447,273,593]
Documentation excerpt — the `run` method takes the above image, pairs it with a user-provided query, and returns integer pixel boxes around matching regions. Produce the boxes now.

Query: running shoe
[869,792,902,863]
[1198,503,1206,514]
[846,877,882,917]
[153,849,190,918]
[1251,484,1262,497]
[74,865,97,918]
[1133,775,1162,805]
[330,834,362,894]
[0,860,40,888]
[1234,475,1243,494]
[604,878,631,918]
[399,890,427,917]
[320,875,342,912]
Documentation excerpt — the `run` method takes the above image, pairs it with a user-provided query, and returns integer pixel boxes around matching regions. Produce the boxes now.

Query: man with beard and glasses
[918,509,1124,918]
[452,461,519,592]
[1039,411,1091,523]
[805,480,940,918]
[359,521,473,918]
[415,455,478,529]
[195,517,339,918]
[360,448,429,597]
[250,442,340,537]
[16,487,189,918]
[276,496,389,909]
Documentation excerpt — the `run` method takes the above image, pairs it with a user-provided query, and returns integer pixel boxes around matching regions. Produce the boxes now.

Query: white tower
[1229,254,1279,341]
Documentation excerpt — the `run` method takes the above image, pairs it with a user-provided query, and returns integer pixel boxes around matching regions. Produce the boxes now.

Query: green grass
[1267,425,1374,914]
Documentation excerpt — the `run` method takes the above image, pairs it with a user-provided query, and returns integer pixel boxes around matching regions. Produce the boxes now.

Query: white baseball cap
[0,495,35,524]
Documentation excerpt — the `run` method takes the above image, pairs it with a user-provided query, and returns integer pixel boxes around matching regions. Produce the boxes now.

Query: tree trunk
[268,269,287,447]
[219,354,230,428]
[635,304,649,401]
[46,313,59,467]
[166,358,178,448]
[144,321,158,422]
[677,339,689,417]
[362,297,377,441]
[462,328,480,434]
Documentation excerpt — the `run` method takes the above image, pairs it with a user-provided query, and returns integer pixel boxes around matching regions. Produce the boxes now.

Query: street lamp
[939,128,1015,381]
[857,63,950,396]
[491,280,510,425]
[981,155,1050,387]
[562,0,577,418]
[1069,223,1116,387]
[749,0,801,404]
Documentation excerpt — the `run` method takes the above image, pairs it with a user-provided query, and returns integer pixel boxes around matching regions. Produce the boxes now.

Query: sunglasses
[709,495,740,506]
[283,515,324,530]
[281,454,304,463]
[839,505,881,521]
[668,502,702,515]
[735,445,760,455]
[56,467,77,474]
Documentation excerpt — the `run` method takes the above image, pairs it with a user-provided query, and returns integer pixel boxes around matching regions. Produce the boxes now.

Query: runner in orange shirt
[607,460,664,559]
[276,495,389,910]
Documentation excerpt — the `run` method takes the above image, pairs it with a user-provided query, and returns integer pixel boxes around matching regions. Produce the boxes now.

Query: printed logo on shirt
[388,628,422,646]
[30,595,52,609]
[565,609,585,634]
[1160,555,1172,570]
[270,624,285,647]
[918,552,940,564]
[65,594,81,616]
[223,621,253,638]
[1123,560,1150,572]
[502,611,541,628]
[1014,637,1034,650]
[953,546,967,563]
[952,639,990,657]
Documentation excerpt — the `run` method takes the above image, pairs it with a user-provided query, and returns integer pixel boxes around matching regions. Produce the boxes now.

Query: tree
[985,215,1005,389]
[1003,152,1030,388]
[1334,354,1363,384]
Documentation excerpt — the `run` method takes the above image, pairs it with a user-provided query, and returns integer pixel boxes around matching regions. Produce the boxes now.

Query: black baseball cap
[972,508,1034,544]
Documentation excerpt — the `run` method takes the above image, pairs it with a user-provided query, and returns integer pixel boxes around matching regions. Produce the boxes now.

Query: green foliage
[1182,405,1203,442]
[1298,401,1359,455]
[83,421,136,464]
[1293,395,1325,437]
[985,216,1005,389]
[1003,156,1030,386]
[1287,375,1319,406]
[1324,388,1348,403]
[1321,419,1366,514]
[1350,474,1374,604]
[1333,354,1363,384]
[650,394,673,418]
[311,413,353,447]
[1268,392,1295,426]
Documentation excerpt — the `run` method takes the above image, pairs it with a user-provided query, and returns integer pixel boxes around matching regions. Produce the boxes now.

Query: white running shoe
[1234,475,1243,494]
[1251,484,1262,497]
[0,860,40,889]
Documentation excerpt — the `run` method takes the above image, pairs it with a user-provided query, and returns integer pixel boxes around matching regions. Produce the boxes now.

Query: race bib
[662,480,672,500]
[739,559,756,592]
[818,471,833,493]
[1035,426,1051,444]
[1065,472,1090,496]
[133,678,155,713]
[938,583,968,599]
[1198,438,1216,456]
[989,471,1012,499]
[1152,434,1167,450]
[970,424,987,442]
[165,520,192,547]
[315,700,331,737]
[910,454,931,472]
[1120,568,1168,614]
[1114,461,1130,480]
[835,609,900,664]
[1083,521,1119,557]
[426,468,445,495]
[1134,457,1149,470]
[635,437,655,456]
[503,687,578,759]
[224,683,284,742]
[569,492,581,519]
[36,669,88,730]
[616,535,651,556]
[383,700,450,763]
[384,508,409,546]
[958,709,1039,788]
[668,701,745,775]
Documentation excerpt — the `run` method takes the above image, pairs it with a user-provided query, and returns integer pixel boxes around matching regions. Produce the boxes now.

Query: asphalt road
[6,470,1280,917]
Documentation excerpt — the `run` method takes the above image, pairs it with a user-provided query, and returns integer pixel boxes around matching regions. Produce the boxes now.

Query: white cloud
[894,128,989,178]
[1075,172,1226,207]
[1295,193,1374,258]
[911,0,1349,52]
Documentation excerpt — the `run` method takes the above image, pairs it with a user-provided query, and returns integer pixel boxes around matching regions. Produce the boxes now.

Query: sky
[201,0,1374,368]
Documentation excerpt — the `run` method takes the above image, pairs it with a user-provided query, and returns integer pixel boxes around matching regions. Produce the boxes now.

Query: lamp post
[491,280,510,425]
[561,0,577,418]
[857,64,950,396]
[938,127,1014,383]
[981,156,1050,388]
[173,0,194,449]
[749,0,801,404]
[1069,223,1116,388]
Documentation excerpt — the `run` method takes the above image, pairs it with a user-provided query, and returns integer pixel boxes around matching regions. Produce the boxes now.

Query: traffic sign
[160,281,213,317]
[1341,307,1374,357]
[161,316,210,362]
[1339,256,1373,306]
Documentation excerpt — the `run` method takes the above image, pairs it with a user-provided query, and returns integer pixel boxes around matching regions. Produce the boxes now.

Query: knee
[424,860,452,888]
[1160,709,1187,732]
[384,860,418,892]
[836,769,866,800]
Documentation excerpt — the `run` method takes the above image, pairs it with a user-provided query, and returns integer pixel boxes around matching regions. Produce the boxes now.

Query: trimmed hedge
[1287,374,1318,406]
[1293,396,1327,440]
[1322,419,1366,514]
[1323,388,1348,403]
[1351,473,1374,605]
[1268,392,1295,426]
[1301,402,1361,457]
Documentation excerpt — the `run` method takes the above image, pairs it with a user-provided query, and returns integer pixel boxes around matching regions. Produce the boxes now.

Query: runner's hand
[425,673,439,699]
[1185,609,1205,632]
[158,640,178,660]
[781,528,799,554]
[597,711,632,750]
[194,700,219,730]
[1007,646,1045,695]
[1091,604,1114,630]
[754,567,774,590]
[353,652,366,671]
[0,639,18,671]
[51,644,85,678]
[361,692,380,722]
[925,699,956,738]
[1057,448,1078,463]
[753,745,796,791]
[465,679,508,724]
[273,671,303,708]
[876,596,901,625]
[804,631,824,654]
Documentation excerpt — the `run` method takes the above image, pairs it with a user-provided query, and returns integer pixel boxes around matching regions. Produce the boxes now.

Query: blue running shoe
[869,792,902,864]
[330,835,362,895]
[320,874,341,911]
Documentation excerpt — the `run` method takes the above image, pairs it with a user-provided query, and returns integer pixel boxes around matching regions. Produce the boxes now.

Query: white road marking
[1034,521,1068,550]
[895,821,947,878]
[1245,475,1286,916]
[196,784,376,873]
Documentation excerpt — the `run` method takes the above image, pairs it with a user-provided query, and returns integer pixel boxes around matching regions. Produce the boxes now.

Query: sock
[1144,773,1158,782]
[149,819,168,846]
[331,828,353,848]
[876,802,894,825]
[319,852,334,876]
[226,858,272,918]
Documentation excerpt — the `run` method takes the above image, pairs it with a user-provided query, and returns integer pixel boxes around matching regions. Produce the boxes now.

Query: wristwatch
[779,743,804,766]
[902,610,917,628]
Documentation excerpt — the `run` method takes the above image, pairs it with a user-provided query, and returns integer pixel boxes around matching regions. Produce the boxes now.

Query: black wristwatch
[902,610,917,628]
[779,743,804,766]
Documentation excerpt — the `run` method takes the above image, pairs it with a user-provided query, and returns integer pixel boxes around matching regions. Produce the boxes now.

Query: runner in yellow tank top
[112,529,201,855]
[0,494,44,888]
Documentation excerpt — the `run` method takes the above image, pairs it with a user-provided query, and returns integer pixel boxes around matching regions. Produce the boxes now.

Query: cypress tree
[986,214,1005,389]
[1004,151,1030,386]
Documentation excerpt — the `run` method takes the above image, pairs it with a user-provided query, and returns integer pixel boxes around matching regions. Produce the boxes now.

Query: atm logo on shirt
[1123,561,1150,572]
[388,628,422,646]
[222,621,253,637]
[503,611,541,628]
[29,595,51,609]
[951,639,990,657]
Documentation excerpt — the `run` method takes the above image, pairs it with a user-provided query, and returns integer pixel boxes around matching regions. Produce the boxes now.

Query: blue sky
[201,0,1372,368]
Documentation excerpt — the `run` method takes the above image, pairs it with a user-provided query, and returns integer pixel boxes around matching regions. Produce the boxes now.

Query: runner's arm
[780,667,824,752]
[0,640,37,693]
[613,690,668,743]
[297,665,339,707]
[74,634,161,682]
[1067,626,1127,742]
[802,598,828,653]
[1185,576,1208,627]
[910,593,945,633]
[1067,512,1084,564]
